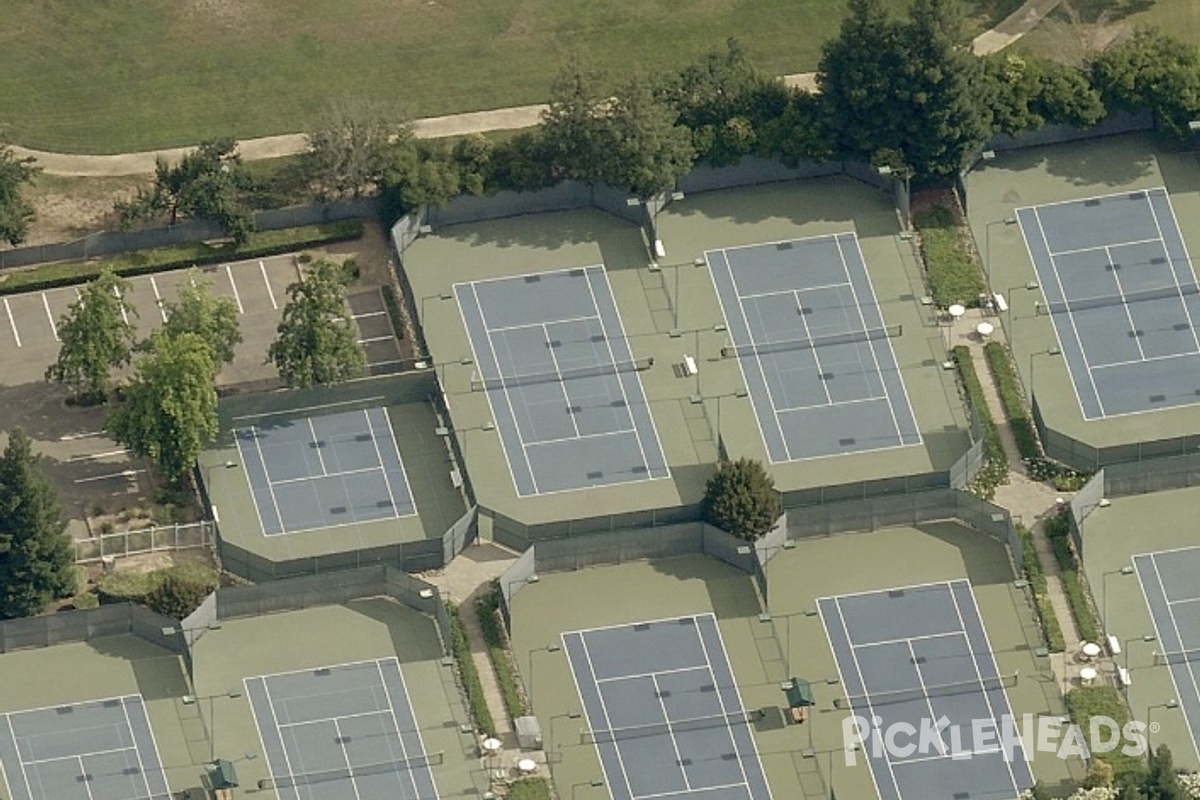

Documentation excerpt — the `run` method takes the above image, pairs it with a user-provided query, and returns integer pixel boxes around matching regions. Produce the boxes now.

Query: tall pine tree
[0,429,73,619]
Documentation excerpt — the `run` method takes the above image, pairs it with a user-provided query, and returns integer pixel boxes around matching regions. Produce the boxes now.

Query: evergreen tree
[700,457,782,541]
[0,429,74,619]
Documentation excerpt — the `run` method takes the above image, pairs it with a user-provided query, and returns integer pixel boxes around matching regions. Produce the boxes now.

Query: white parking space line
[150,276,168,322]
[42,293,59,340]
[113,285,129,326]
[358,335,394,345]
[260,261,278,310]
[4,298,20,347]
[351,311,387,320]
[226,265,245,314]
[67,449,130,463]
[74,469,142,484]
[59,431,105,441]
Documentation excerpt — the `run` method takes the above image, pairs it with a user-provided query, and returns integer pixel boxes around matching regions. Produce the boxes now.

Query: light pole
[419,291,454,324]
[419,355,474,384]
[1101,566,1135,633]
[1029,347,1061,403]
[755,604,805,674]
[572,779,605,799]
[1147,699,1179,750]
[526,642,561,702]
[547,710,581,755]
[983,218,1018,299]
[803,744,860,800]
[435,421,495,470]
[877,165,913,232]
[182,688,243,761]
[1125,634,1157,675]
[670,323,727,393]
[689,388,748,456]
[649,256,707,330]
[1004,281,1039,353]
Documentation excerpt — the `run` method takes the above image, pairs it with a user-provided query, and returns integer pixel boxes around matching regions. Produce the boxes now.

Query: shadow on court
[346,597,446,663]
[651,556,762,622]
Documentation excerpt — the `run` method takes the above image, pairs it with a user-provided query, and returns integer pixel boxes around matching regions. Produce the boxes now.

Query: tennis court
[455,266,669,496]
[1134,545,1200,761]
[562,614,771,800]
[706,234,921,463]
[1016,188,1200,419]
[245,658,439,800]
[234,406,416,536]
[820,580,1034,800]
[0,695,171,800]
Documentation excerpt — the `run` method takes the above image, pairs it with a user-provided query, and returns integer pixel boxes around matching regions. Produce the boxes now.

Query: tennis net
[1037,283,1200,315]
[268,752,444,789]
[580,709,761,745]
[1153,649,1200,667]
[721,324,901,360]
[832,671,1018,710]
[471,356,652,392]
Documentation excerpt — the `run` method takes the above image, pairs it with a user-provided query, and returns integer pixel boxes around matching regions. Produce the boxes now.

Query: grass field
[1019,0,1200,61]
[2,0,1017,155]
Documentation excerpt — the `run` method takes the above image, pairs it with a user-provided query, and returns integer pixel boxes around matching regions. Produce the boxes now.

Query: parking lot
[0,254,403,387]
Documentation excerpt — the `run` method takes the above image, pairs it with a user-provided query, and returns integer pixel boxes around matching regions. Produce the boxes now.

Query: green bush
[0,220,363,296]
[953,346,1007,498]
[983,342,1040,460]
[476,583,529,722]
[1018,525,1065,652]
[145,565,219,620]
[448,602,496,737]
[915,206,986,308]
[508,778,553,800]
[96,570,156,605]
[381,285,406,341]
[1065,686,1144,780]
[1045,511,1100,644]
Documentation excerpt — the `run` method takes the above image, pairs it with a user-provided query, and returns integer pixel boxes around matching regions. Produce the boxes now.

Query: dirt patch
[20,174,145,246]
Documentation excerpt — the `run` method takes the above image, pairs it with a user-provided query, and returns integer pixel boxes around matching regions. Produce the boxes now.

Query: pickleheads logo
[841,714,1153,763]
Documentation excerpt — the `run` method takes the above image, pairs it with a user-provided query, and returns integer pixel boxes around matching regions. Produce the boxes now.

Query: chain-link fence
[74,521,215,563]
[1104,452,1200,496]
[0,602,185,656]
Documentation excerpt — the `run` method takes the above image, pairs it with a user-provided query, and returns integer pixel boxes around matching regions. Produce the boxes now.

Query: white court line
[306,418,328,476]
[595,663,707,684]
[541,323,581,438]
[3,298,19,347]
[76,755,97,800]
[251,426,287,534]
[650,674,693,792]
[274,708,391,729]
[150,275,168,323]
[270,466,380,487]
[118,697,154,800]
[1049,236,1160,258]
[363,409,399,517]
[371,407,418,518]
[230,396,385,424]
[792,290,833,406]
[1145,193,1200,356]
[379,660,439,800]
[259,261,278,310]
[577,631,640,799]
[738,280,853,302]
[483,313,599,335]
[1091,351,1200,371]
[1136,557,1200,764]
[259,679,303,800]
[700,617,769,798]
[906,639,949,756]
[1105,245,1147,362]
[331,719,366,800]
[775,394,889,414]
[850,630,966,650]
[525,428,636,449]
[1013,187,1162,214]
[41,293,58,341]
[225,265,244,314]
[20,745,135,766]
[895,748,1005,766]
[1168,596,1200,606]
[5,714,36,800]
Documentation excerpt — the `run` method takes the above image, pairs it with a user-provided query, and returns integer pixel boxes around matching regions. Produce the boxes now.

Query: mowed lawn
[2,0,1020,155]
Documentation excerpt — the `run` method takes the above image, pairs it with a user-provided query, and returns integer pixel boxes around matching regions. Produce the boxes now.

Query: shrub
[983,342,1040,460]
[953,346,1008,498]
[1045,511,1100,644]
[145,564,219,620]
[915,206,986,308]
[701,457,781,540]
[1019,525,1066,652]
[96,570,156,605]
[1065,686,1144,781]
[476,583,529,722]
[508,778,552,800]
[448,602,496,737]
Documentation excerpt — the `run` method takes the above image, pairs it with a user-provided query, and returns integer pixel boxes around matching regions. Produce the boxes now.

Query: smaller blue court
[1134,546,1200,764]
[245,658,440,800]
[820,580,1033,800]
[235,406,416,536]
[707,234,921,463]
[1017,188,1200,419]
[562,614,772,800]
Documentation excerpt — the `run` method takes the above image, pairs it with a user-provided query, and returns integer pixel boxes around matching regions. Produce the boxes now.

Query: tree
[305,99,409,199]
[106,331,219,488]
[0,143,40,246]
[115,138,255,244]
[539,56,616,185]
[45,267,138,404]
[0,429,74,619]
[603,75,696,197]
[700,457,782,541]
[1092,29,1200,139]
[268,258,366,388]
[158,269,242,366]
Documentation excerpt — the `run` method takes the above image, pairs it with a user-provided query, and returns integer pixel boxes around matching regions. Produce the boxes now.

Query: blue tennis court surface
[235,406,416,536]
[455,266,669,496]
[562,614,772,800]
[707,234,921,463]
[1134,546,1200,762]
[245,658,440,800]
[1017,188,1200,419]
[0,695,171,800]
[820,580,1033,800]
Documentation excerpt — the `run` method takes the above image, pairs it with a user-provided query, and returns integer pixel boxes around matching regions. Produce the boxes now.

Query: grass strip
[915,206,986,309]
[1018,524,1066,652]
[952,345,1007,497]
[1045,510,1100,644]
[0,220,363,295]
[508,778,553,800]
[448,601,496,737]
[1064,686,1143,779]
[477,582,530,722]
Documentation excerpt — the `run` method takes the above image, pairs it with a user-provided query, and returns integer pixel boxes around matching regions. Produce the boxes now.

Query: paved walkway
[8,0,1058,178]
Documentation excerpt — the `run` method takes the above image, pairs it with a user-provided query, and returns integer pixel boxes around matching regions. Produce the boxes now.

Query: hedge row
[448,602,496,737]
[1045,510,1100,644]
[952,345,1007,497]
[983,342,1040,460]
[915,206,987,309]
[1018,525,1066,652]
[476,583,529,722]
[381,285,407,342]
[0,220,364,296]
[1065,686,1143,780]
